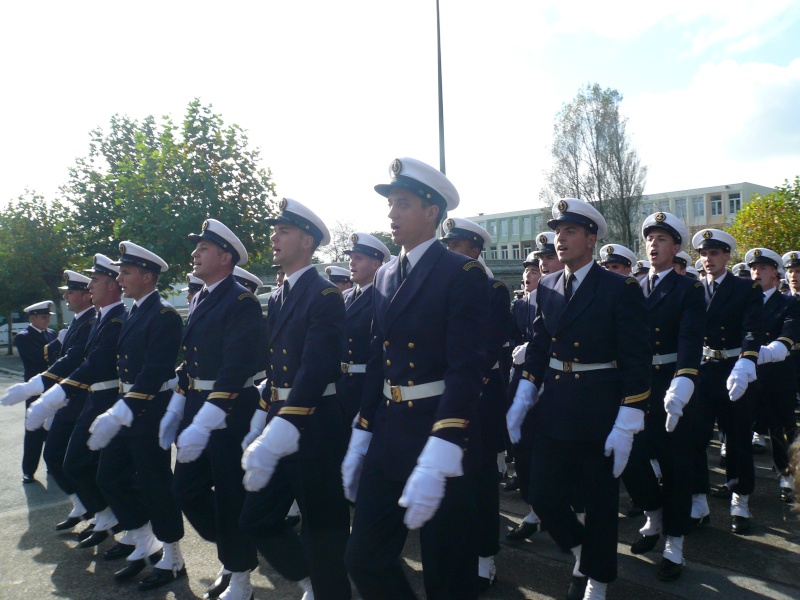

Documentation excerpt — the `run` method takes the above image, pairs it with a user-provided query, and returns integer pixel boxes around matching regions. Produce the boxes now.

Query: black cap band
[696,239,731,253]
[643,223,682,244]
[548,212,599,234]
[267,211,323,245]
[673,256,687,267]
[602,254,632,267]
[344,243,385,261]
[439,227,485,249]
[118,253,163,274]
[189,230,241,265]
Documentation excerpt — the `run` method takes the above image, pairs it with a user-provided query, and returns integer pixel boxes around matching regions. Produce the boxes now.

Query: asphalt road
[0,363,798,599]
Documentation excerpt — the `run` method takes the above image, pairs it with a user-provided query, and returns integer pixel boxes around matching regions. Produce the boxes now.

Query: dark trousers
[752,365,799,474]
[97,434,183,542]
[622,379,696,537]
[476,372,503,558]
[63,420,107,514]
[529,436,619,584]
[22,396,48,477]
[42,411,77,494]
[346,466,478,600]
[174,427,258,573]
[240,403,351,600]
[693,361,755,496]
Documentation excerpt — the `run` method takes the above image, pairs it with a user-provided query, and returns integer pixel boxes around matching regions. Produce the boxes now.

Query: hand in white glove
[176,402,227,463]
[663,376,694,433]
[604,406,645,478]
[726,358,757,401]
[87,400,133,450]
[512,343,528,366]
[257,381,267,397]
[757,341,788,365]
[165,375,179,391]
[399,437,463,530]
[506,379,538,444]
[241,409,267,452]
[241,416,300,491]
[57,329,67,344]
[1,375,44,406]
[158,392,186,450]
[44,415,54,431]
[26,384,68,431]
[342,429,372,502]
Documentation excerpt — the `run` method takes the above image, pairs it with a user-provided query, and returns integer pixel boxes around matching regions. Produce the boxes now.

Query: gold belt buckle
[390,386,403,403]
[713,349,723,359]
[341,362,349,374]
[562,361,573,373]
[188,376,196,391]
[271,387,279,402]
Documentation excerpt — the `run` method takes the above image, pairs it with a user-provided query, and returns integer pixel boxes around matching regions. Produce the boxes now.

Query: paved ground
[0,353,798,599]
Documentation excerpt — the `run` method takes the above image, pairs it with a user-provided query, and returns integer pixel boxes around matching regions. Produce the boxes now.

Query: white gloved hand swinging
[1,375,44,406]
[241,409,268,452]
[241,416,300,492]
[604,406,645,477]
[176,402,227,463]
[506,378,538,444]
[663,376,694,432]
[342,429,372,502]
[158,392,186,450]
[726,358,756,401]
[26,384,68,431]
[87,399,134,450]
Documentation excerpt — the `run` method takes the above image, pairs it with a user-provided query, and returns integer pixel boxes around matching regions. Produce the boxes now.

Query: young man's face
[538,252,561,275]
[554,225,596,267]
[523,265,541,292]
[63,288,91,312]
[604,262,631,276]
[699,248,730,279]
[191,240,232,281]
[445,238,481,260]
[270,224,314,271]
[751,263,779,291]
[787,266,800,293]
[88,273,119,307]
[29,314,51,330]
[645,230,680,272]
[117,265,152,299]
[387,189,439,248]
[348,252,382,287]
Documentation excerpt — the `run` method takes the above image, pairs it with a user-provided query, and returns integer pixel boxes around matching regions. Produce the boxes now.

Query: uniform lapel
[706,273,734,312]
[268,268,316,345]
[555,263,599,333]
[184,276,234,336]
[763,290,781,324]
[382,242,443,335]
[119,293,158,343]
[646,269,677,310]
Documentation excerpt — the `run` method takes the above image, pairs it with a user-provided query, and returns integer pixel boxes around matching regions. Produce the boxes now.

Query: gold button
[409,362,415,368]
[386,360,391,366]
[386,400,390,406]
[655,328,660,333]
[720,327,725,331]
[283,366,288,372]
[575,374,580,379]
[408,381,414,386]
[408,343,415,349]
[552,337,557,342]
[283,349,287,355]
[348,350,353,355]
[125,355,128,359]
[555,374,561,380]
[655,341,660,346]
[552,352,557,357]
[384,341,390,347]
[655,365,660,370]
[284,383,289,387]
[270,365,274,369]
[194,348,197,352]
[182,346,186,351]
[408,401,413,408]
[270,349,274,354]
[387,379,391,385]
[721,338,726,342]
[348,338,353,343]
[194,362,198,366]
[124,369,128,373]
[574,358,580,362]
[573,342,579,348]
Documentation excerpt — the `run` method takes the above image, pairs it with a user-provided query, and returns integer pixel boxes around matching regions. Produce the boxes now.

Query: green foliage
[62,99,279,288]
[369,231,400,257]
[728,177,800,255]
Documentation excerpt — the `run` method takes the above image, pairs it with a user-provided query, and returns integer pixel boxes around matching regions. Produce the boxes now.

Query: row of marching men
[3,153,799,600]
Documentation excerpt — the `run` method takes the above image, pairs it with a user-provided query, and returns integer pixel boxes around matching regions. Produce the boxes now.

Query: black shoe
[476,575,497,594]
[566,575,587,600]
[779,488,795,503]
[657,557,683,581]
[204,573,232,600]
[285,514,301,528]
[752,443,767,455]
[139,565,187,591]
[731,515,750,535]
[711,485,732,499]
[22,474,35,484]
[75,524,95,542]
[114,550,163,581]
[56,516,83,531]
[76,529,109,549]
[631,533,660,554]
[104,542,134,561]
[689,514,711,528]
[506,520,543,541]
[503,476,519,492]
[626,502,644,518]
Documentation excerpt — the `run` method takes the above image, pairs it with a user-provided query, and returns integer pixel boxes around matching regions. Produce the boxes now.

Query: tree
[369,231,401,257]
[62,99,279,287]
[728,177,800,255]
[319,221,355,263]
[543,83,648,247]
[0,192,75,352]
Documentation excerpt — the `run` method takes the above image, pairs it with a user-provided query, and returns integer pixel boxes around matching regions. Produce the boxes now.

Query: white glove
[757,340,788,365]
[399,437,463,530]
[241,409,268,451]
[726,358,757,401]
[506,379,538,444]
[663,376,694,433]
[176,402,227,463]
[44,415,54,431]
[158,392,186,450]
[165,375,179,391]
[26,384,68,431]
[242,416,300,492]
[1,375,44,406]
[57,329,67,344]
[512,343,528,365]
[87,400,134,450]
[604,406,645,478]
[342,429,372,502]
[257,381,267,396]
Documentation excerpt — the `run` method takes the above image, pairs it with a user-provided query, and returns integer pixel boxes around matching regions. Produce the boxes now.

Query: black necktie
[281,281,291,309]
[564,273,576,302]
[648,274,659,295]
[351,288,362,306]
[400,255,410,282]
[130,303,138,316]
[197,288,209,304]
[712,281,719,296]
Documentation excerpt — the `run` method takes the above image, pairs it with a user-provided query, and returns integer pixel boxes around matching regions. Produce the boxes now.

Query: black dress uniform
[39,307,95,494]
[62,303,127,516]
[522,262,651,584]
[96,292,184,544]
[336,284,375,423]
[239,266,351,599]
[14,323,56,478]
[345,242,489,600]
[621,270,705,538]
[173,274,262,574]
[692,273,763,499]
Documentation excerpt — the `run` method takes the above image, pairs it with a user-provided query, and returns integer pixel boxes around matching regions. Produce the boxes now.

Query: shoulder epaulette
[160,306,178,315]
[464,260,485,273]
[493,280,509,290]
[694,281,704,288]
[752,282,760,289]
[322,287,343,297]
[111,318,124,324]
[625,277,639,285]
[238,292,259,302]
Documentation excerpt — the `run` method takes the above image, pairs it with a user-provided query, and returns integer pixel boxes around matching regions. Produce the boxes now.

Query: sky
[2,0,799,236]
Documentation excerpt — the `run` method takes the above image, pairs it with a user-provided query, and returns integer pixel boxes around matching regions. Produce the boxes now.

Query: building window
[487,221,496,236]
[512,219,519,236]
[500,220,508,237]
[658,200,670,212]
[692,197,705,217]
[674,198,687,220]
[534,216,542,232]
[490,248,497,260]
[523,216,531,235]
[500,246,508,259]
[710,195,723,216]
[642,202,654,216]
[728,193,741,214]
[523,244,531,256]
[512,246,520,259]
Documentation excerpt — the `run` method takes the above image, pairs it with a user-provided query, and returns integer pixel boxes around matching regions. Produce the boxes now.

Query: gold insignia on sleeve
[463,260,485,273]
[702,230,712,239]
[111,318,124,324]
[557,200,568,212]
[493,280,509,290]
[625,277,639,285]
[357,415,370,429]
[752,282,760,289]
[623,390,650,404]
[655,212,666,222]
[209,391,239,400]
[431,418,469,432]
[238,292,259,302]
[694,282,703,288]
[278,406,316,416]
[675,368,698,377]
[322,287,343,297]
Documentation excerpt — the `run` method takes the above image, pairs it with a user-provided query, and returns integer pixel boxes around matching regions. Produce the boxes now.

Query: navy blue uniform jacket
[14,325,56,381]
[522,262,651,441]
[702,273,763,368]
[336,284,375,421]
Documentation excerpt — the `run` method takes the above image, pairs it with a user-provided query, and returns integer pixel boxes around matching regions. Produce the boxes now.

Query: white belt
[702,347,741,360]
[341,363,367,374]
[89,379,120,392]
[383,380,445,403]
[270,383,336,402]
[491,361,499,370]
[188,376,256,392]
[548,358,617,373]
[120,382,172,393]
[254,370,267,380]
[652,354,678,366]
